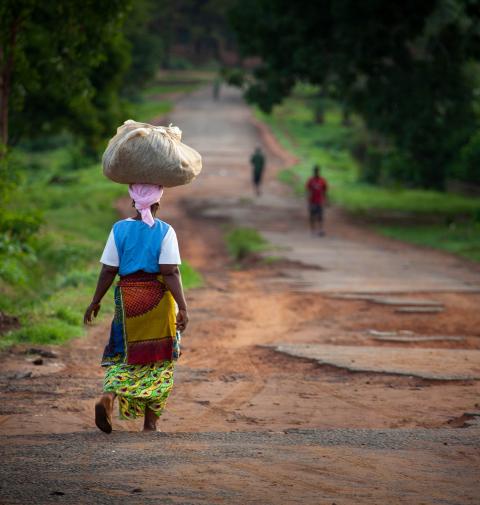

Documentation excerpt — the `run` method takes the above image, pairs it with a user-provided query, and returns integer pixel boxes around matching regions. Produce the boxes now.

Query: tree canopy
[230,0,480,188]
[0,0,134,153]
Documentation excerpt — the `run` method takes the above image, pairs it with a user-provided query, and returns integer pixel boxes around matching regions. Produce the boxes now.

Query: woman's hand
[84,302,101,325]
[176,309,189,332]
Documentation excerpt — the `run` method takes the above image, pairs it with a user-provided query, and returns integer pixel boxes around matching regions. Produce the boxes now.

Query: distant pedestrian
[306,165,328,235]
[213,78,221,101]
[250,146,266,196]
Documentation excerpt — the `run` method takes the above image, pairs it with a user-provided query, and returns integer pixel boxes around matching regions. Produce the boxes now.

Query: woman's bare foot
[95,393,115,434]
[143,406,158,432]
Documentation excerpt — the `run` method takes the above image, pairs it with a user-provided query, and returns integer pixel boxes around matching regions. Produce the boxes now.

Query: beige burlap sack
[102,120,202,187]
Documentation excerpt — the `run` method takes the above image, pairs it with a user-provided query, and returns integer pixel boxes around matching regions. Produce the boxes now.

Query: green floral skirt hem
[103,360,174,420]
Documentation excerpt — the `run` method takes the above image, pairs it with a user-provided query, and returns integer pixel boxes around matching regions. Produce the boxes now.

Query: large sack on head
[102,120,202,187]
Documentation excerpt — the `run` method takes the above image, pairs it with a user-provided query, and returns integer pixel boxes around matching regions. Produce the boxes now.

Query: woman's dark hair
[131,200,159,216]
[150,202,159,216]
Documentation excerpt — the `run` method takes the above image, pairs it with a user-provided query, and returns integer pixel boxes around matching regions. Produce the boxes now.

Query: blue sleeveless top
[113,218,170,276]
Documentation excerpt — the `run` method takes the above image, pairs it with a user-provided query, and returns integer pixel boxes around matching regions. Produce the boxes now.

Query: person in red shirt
[306,165,328,235]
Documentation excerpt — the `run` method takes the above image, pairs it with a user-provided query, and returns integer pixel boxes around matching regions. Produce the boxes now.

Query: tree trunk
[342,107,352,126]
[162,2,174,70]
[0,46,7,150]
[0,77,10,149]
[162,28,172,69]
[0,17,20,154]
[314,106,324,124]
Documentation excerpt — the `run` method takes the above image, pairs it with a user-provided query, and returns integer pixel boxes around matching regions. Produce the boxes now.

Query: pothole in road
[396,306,444,314]
[446,412,480,428]
[266,343,480,381]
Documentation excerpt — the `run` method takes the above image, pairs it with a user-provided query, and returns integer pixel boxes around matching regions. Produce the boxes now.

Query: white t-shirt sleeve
[100,229,119,267]
[159,226,181,265]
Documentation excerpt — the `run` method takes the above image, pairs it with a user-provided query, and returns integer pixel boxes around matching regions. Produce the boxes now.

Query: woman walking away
[84,183,188,433]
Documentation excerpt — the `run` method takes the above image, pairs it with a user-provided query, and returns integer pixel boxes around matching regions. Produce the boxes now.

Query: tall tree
[123,0,164,93]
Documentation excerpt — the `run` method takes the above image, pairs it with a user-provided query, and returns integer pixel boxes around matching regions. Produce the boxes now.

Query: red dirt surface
[0,86,479,505]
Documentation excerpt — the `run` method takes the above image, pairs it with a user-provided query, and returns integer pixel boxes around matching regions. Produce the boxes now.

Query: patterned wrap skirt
[101,272,181,420]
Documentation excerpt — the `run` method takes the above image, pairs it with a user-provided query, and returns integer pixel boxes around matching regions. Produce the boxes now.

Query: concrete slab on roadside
[368,296,443,307]
[331,295,444,307]
[261,231,480,293]
[268,343,480,380]
[371,335,465,343]
[366,330,466,343]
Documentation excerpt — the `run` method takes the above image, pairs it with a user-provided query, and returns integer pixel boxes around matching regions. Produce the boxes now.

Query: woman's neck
[132,211,157,221]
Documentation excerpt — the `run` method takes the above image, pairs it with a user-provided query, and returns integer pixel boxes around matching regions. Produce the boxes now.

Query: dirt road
[1,86,479,505]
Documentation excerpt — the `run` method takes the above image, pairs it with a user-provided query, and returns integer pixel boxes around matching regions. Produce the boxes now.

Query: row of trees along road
[229,0,480,189]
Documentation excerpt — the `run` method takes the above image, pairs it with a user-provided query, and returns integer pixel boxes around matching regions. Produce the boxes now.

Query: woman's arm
[83,264,119,324]
[159,264,189,332]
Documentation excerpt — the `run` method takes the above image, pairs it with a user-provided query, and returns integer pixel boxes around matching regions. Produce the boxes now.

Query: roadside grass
[132,97,172,123]
[225,227,270,262]
[378,223,480,262]
[0,163,125,348]
[143,83,199,97]
[1,158,203,348]
[0,74,205,348]
[156,69,217,84]
[257,90,480,260]
[180,261,203,289]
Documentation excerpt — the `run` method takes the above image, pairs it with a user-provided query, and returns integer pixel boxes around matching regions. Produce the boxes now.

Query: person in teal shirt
[250,146,266,196]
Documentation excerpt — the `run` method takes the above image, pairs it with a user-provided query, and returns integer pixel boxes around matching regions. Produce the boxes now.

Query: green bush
[359,145,384,184]
[57,270,99,289]
[380,152,420,187]
[0,210,41,286]
[10,319,81,345]
[18,134,71,153]
[180,261,203,290]
[0,257,29,285]
[221,67,245,87]
[55,307,81,326]
[0,211,42,240]
[225,227,269,261]
[40,242,92,271]
[451,131,480,184]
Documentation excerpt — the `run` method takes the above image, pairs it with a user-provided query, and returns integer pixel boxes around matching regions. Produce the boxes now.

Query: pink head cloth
[128,183,164,227]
